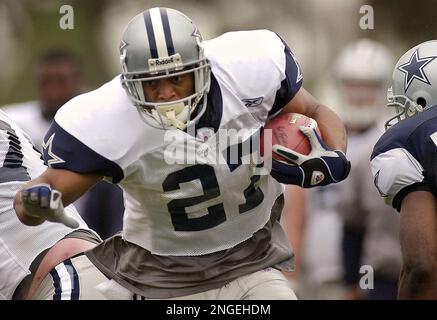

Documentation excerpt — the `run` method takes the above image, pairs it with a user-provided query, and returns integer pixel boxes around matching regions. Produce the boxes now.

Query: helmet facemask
[384,40,437,130]
[121,60,211,130]
[119,7,212,130]
[384,86,424,130]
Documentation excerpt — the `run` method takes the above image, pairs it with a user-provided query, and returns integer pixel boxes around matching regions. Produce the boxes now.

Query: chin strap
[140,94,206,130]
[407,101,424,116]
[165,109,187,130]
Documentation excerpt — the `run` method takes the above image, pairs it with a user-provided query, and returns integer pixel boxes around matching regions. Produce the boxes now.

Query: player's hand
[20,183,79,228]
[270,126,351,188]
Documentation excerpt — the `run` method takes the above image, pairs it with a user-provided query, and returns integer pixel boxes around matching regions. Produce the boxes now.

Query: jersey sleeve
[371,110,437,212]
[205,30,303,123]
[41,75,178,184]
[370,147,431,212]
[268,34,303,118]
[42,121,124,183]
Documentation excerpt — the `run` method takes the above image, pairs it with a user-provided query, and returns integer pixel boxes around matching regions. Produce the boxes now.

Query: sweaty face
[142,72,194,103]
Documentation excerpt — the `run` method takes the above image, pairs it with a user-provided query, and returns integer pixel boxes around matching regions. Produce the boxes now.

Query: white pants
[33,254,297,300]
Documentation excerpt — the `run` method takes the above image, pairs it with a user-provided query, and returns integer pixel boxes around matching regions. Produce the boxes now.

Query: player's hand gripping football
[20,183,79,228]
[270,126,351,188]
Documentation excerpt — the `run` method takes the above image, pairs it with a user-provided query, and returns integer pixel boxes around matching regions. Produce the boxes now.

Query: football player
[15,7,350,299]
[0,110,102,300]
[281,39,401,300]
[2,50,124,240]
[2,50,82,150]
[333,39,401,299]
[371,40,437,299]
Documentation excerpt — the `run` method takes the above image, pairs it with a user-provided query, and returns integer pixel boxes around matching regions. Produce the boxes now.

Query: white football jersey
[1,102,88,216]
[44,30,303,256]
[0,110,90,300]
[1,101,51,150]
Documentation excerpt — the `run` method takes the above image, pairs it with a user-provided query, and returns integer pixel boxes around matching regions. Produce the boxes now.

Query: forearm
[271,88,350,187]
[399,265,437,299]
[310,104,347,152]
[398,191,437,299]
[280,88,347,152]
[280,185,307,278]
[14,168,103,226]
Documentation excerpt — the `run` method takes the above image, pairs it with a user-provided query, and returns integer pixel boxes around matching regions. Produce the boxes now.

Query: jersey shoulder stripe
[50,76,165,180]
[205,30,302,120]
[43,121,124,182]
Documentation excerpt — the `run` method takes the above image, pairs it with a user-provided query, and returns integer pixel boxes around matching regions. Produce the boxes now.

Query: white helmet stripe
[150,8,169,58]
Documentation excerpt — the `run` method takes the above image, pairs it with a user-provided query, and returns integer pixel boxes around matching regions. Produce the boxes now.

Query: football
[260,112,321,161]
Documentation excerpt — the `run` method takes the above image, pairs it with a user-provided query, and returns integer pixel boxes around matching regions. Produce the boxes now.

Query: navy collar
[187,72,223,135]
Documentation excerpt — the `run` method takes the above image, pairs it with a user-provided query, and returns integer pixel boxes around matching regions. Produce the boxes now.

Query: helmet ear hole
[416,97,427,108]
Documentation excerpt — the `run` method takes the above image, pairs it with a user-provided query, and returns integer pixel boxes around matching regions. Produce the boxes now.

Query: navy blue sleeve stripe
[269,36,303,117]
[43,121,124,183]
[392,181,432,212]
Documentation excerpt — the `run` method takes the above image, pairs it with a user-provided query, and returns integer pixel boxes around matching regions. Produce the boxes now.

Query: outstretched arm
[398,190,437,299]
[14,168,102,226]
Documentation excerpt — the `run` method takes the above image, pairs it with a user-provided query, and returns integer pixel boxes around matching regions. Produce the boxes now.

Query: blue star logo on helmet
[397,48,437,91]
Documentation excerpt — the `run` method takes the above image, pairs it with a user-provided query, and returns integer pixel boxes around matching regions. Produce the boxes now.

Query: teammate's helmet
[120,8,211,130]
[334,39,393,130]
[386,40,437,130]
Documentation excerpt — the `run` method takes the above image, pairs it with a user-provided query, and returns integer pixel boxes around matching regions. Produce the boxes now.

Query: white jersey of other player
[2,101,50,150]
[2,102,88,215]
[43,30,303,256]
[0,110,91,300]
